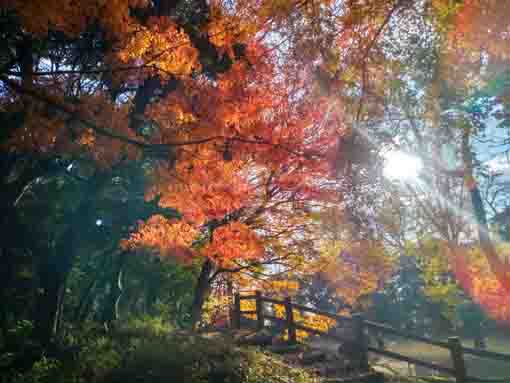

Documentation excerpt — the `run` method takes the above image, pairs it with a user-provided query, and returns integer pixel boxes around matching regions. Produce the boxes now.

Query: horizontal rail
[365,320,451,349]
[263,320,351,342]
[261,297,352,322]
[367,346,457,376]
[264,316,349,341]
[258,295,510,356]
[239,294,257,300]
[264,314,285,323]
[233,292,510,383]
[368,347,510,383]
[365,320,510,362]
[294,323,328,337]
[418,375,510,383]
[294,324,354,344]
[467,377,510,383]
[291,302,352,322]
[460,345,510,363]
[261,296,286,305]
[261,319,510,383]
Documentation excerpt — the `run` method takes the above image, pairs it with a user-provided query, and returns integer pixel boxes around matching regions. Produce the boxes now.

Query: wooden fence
[231,292,510,383]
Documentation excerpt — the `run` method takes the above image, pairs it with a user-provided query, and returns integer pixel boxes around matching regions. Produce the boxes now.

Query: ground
[381,334,510,380]
[204,326,510,381]
[293,331,510,380]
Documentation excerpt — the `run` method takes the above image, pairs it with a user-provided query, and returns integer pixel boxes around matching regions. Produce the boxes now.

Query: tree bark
[461,128,510,291]
[190,258,214,330]
[33,196,93,345]
[0,155,39,332]
[102,252,127,329]
[145,277,161,316]
[75,278,98,322]
[74,243,121,321]
[34,257,67,345]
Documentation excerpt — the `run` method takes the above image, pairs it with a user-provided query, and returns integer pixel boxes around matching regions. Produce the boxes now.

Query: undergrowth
[0,318,321,383]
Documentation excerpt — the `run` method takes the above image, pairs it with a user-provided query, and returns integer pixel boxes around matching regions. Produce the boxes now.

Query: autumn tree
[0,0,354,337]
[5,0,509,343]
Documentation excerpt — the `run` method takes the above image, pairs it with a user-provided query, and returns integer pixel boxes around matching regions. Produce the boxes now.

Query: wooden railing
[231,292,510,383]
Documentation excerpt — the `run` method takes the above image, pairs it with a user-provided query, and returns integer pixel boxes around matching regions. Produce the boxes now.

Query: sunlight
[383,150,423,180]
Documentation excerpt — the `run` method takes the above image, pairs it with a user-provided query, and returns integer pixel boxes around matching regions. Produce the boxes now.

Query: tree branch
[0,76,222,149]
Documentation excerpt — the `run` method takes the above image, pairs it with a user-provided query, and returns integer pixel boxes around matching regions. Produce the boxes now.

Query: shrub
[1,356,61,383]
[117,315,174,338]
[2,318,320,383]
[103,331,321,383]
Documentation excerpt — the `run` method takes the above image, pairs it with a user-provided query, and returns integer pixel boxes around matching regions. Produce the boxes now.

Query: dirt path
[386,338,510,380]
[306,337,416,377]
[306,335,510,380]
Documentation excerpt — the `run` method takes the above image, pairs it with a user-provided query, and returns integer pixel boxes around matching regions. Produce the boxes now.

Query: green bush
[104,333,243,383]
[117,315,174,338]
[1,321,122,383]
[2,318,320,383]
[103,331,321,383]
[77,334,123,380]
[1,356,61,383]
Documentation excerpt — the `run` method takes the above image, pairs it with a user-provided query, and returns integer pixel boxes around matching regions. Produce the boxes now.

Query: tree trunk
[33,198,93,345]
[18,37,34,89]
[0,38,35,331]
[75,270,109,322]
[74,246,117,322]
[461,128,510,291]
[75,277,99,322]
[0,155,38,332]
[145,279,160,316]
[102,252,127,329]
[190,259,214,330]
[34,258,67,345]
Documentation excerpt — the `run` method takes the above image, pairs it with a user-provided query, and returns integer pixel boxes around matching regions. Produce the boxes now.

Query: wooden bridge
[230,292,510,383]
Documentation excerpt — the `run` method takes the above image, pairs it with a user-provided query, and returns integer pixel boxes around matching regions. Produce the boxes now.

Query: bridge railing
[231,291,510,383]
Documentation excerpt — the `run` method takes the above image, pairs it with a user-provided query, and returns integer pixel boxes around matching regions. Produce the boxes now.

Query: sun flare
[383,150,423,180]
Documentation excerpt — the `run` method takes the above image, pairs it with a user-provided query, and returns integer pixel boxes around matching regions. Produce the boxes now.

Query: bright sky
[383,150,423,181]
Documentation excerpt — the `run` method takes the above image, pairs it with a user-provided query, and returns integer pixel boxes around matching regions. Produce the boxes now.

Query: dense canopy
[2,1,510,369]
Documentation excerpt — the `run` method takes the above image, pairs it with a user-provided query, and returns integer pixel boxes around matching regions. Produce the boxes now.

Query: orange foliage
[121,215,197,262]
[272,302,336,341]
[0,0,144,37]
[202,222,263,265]
[240,297,257,320]
[74,95,140,165]
[203,293,233,326]
[2,100,67,154]
[294,312,336,341]
[448,0,510,60]
[205,5,257,56]
[240,295,337,341]
[265,280,300,296]
[449,246,510,322]
[320,241,394,306]
[118,16,200,77]
[437,0,510,85]
[147,154,251,225]
[0,0,377,273]
[2,88,140,166]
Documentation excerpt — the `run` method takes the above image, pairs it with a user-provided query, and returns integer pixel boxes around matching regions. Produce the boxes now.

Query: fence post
[449,336,467,383]
[284,296,297,344]
[353,313,369,371]
[232,293,241,330]
[255,291,264,330]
